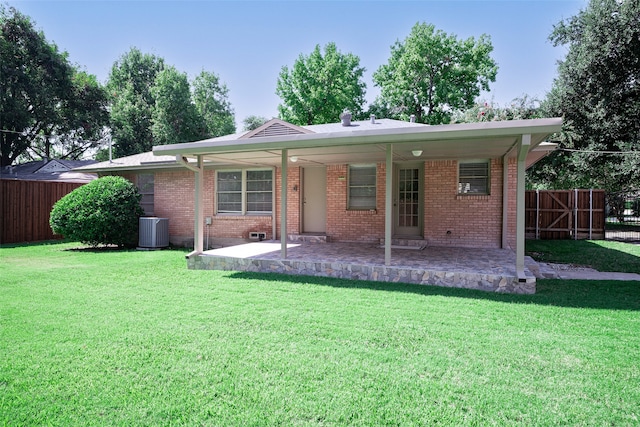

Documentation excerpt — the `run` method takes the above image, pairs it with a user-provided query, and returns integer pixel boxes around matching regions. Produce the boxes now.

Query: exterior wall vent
[138,217,169,249]
[250,123,305,138]
[249,231,267,241]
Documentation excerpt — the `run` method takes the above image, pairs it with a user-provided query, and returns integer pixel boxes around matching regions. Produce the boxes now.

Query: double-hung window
[348,164,377,209]
[216,169,273,214]
[458,161,490,194]
[246,170,273,213]
[137,173,154,215]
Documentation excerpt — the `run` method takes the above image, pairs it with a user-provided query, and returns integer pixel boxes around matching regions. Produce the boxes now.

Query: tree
[276,42,366,125]
[50,176,144,247]
[28,70,109,160]
[108,49,236,156]
[242,115,269,131]
[151,66,203,145]
[107,48,165,157]
[372,22,498,125]
[193,70,235,137]
[451,96,543,123]
[0,6,108,166]
[530,0,640,194]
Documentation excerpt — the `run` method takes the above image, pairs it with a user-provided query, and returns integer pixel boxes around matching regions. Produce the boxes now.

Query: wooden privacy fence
[525,189,605,240]
[1,180,84,244]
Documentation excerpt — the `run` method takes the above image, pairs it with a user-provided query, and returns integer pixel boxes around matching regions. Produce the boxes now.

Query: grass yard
[1,241,639,425]
[526,239,640,273]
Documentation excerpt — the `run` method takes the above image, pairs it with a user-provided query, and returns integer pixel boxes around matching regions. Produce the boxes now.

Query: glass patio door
[394,165,423,237]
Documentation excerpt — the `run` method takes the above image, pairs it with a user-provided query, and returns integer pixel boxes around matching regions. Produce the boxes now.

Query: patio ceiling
[153,118,563,167]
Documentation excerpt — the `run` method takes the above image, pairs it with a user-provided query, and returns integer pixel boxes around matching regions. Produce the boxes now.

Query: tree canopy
[151,66,202,146]
[242,115,269,131]
[0,6,108,166]
[529,0,640,193]
[276,42,366,125]
[107,48,235,158]
[193,71,235,138]
[372,22,498,125]
[107,48,166,157]
[451,96,543,123]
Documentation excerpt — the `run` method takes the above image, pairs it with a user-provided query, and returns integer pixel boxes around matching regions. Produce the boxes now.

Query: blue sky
[8,0,586,128]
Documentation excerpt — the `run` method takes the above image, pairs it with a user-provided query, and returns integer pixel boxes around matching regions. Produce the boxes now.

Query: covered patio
[152,117,562,294]
[188,241,539,294]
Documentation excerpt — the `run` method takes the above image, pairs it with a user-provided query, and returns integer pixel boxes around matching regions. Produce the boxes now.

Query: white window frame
[458,160,490,195]
[216,169,273,215]
[348,164,377,210]
[137,173,154,216]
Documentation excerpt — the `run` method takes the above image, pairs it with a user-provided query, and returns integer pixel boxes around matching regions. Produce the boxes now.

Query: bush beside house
[50,176,144,247]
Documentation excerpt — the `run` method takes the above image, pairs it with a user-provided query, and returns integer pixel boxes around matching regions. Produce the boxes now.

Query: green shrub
[50,176,145,247]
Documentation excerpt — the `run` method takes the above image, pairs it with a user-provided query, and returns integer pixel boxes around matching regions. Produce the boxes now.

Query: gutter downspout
[177,155,204,258]
[516,134,531,282]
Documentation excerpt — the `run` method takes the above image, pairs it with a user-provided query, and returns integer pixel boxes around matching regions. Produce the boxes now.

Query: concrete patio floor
[188,241,538,294]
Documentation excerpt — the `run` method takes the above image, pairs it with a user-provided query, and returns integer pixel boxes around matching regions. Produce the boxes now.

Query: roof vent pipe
[340,110,352,127]
[410,114,416,123]
[370,114,376,124]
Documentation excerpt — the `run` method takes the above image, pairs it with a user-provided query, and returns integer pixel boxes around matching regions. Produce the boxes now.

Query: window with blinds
[458,161,490,194]
[246,170,273,214]
[216,169,273,214]
[348,164,376,209]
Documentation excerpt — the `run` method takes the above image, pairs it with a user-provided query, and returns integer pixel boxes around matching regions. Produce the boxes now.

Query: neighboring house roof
[75,152,185,173]
[0,159,98,183]
[75,118,561,173]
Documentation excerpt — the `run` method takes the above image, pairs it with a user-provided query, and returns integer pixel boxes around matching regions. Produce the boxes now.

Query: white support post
[385,144,393,266]
[194,155,204,254]
[281,149,288,259]
[502,154,509,249]
[516,134,531,281]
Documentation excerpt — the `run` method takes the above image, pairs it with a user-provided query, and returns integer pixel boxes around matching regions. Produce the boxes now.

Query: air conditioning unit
[138,217,169,249]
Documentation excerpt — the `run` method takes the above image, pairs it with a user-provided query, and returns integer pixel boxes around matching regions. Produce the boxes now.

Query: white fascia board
[152,118,563,158]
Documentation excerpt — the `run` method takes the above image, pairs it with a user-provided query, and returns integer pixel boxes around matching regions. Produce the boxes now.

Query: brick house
[77,117,561,289]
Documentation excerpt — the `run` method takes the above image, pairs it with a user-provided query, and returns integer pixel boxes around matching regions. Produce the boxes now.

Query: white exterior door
[302,167,326,233]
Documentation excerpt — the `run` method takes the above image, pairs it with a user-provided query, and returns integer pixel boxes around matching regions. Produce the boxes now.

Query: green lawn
[1,242,639,425]
[526,239,640,273]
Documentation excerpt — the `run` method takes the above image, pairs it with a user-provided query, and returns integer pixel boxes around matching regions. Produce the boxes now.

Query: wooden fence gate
[525,189,605,240]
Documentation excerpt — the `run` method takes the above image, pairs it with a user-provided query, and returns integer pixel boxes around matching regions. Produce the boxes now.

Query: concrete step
[379,238,428,250]
[288,234,328,243]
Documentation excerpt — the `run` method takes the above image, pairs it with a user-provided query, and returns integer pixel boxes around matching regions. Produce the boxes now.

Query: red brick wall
[154,169,274,246]
[325,163,386,242]
[275,166,300,237]
[506,158,518,249]
[111,158,519,249]
[424,159,506,248]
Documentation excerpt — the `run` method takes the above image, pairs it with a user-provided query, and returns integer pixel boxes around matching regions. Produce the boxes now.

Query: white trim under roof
[153,118,562,167]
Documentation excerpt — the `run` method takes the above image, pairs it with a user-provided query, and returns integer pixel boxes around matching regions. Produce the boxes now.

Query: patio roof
[153,118,562,167]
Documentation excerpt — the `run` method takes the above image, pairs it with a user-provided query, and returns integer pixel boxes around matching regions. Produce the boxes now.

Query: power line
[558,148,640,155]
[0,128,108,143]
